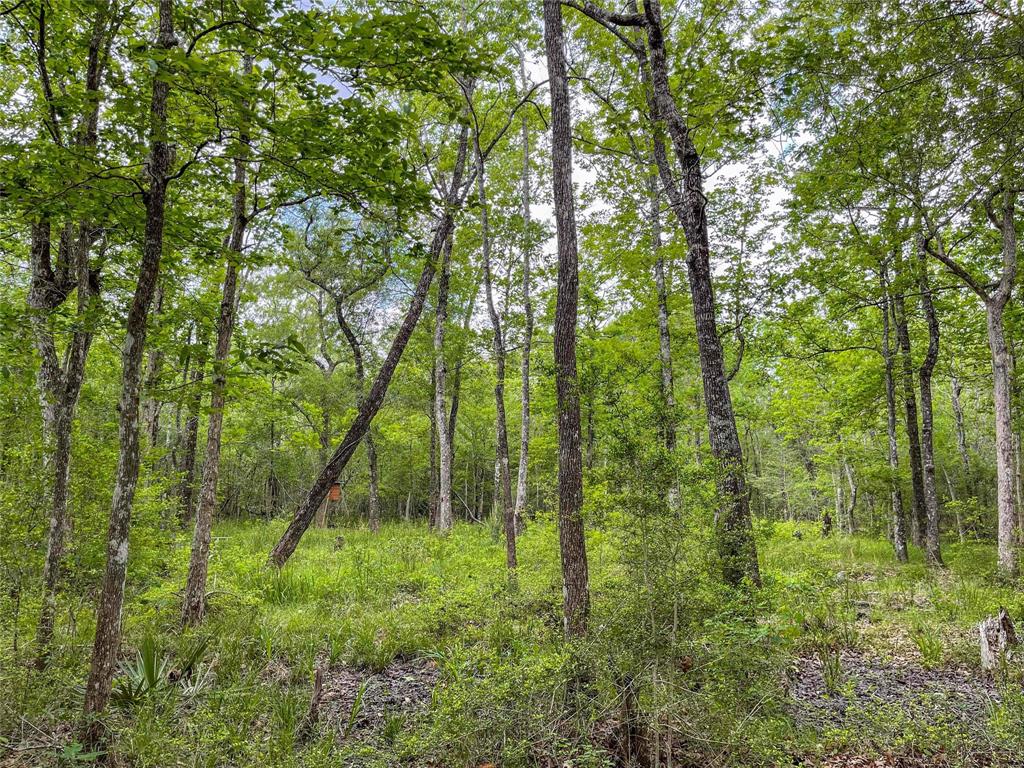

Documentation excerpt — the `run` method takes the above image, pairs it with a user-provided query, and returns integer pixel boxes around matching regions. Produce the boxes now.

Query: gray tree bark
[892,288,928,547]
[182,56,251,626]
[916,235,944,566]
[544,0,590,638]
[475,132,516,570]
[82,0,177,742]
[514,47,534,533]
[880,267,909,562]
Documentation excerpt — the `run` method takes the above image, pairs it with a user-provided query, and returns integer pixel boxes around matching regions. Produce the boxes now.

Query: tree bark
[650,173,676,458]
[640,0,759,586]
[475,133,516,570]
[544,0,590,638]
[178,327,208,521]
[334,299,383,531]
[269,121,471,567]
[434,234,455,532]
[925,184,1018,576]
[988,300,1017,575]
[514,47,534,533]
[916,236,944,566]
[949,365,972,501]
[30,223,98,669]
[29,1,113,668]
[892,289,927,547]
[182,56,251,626]
[82,0,176,741]
[143,282,165,445]
[880,268,909,562]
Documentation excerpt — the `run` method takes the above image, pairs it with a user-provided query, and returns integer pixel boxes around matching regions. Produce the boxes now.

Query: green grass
[2,519,1023,766]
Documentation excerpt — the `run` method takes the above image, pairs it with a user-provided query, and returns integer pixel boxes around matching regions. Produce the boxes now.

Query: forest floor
[2,519,1024,767]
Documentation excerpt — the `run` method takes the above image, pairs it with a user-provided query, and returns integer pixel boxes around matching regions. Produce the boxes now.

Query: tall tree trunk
[434,235,455,532]
[892,290,927,547]
[82,0,176,740]
[544,0,590,638]
[30,224,98,669]
[475,134,516,570]
[514,48,534,532]
[30,2,113,668]
[926,184,1017,575]
[269,122,471,567]
[880,269,909,562]
[916,236,944,566]
[633,0,758,586]
[182,58,251,626]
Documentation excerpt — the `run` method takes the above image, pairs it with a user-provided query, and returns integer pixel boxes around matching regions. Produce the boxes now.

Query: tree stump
[979,607,1018,671]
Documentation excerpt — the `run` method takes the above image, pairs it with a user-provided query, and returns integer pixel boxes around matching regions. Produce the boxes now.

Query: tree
[82,0,178,741]
[544,0,590,638]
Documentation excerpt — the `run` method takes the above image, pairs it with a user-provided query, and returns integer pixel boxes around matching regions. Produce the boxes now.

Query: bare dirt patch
[318,656,440,739]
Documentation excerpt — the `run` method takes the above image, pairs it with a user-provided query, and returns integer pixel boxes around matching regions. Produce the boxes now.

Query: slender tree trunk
[182,59,250,626]
[640,0,759,586]
[892,290,927,547]
[942,465,967,542]
[429,363,439,528]
[30,4,112,667]
[434,235,455,532]
[178,329,208,520]
[916,237,944,566]
[880,271,909,562]
[82,0,176,740]
[544,0,590,638]
[30,224,98,668]
[335,300,382,531]
[475,134,516,570]
[269,122,471,567]
[950,368,971,489]
[143,282,165,445]
[843,459,857,534]
[650,173,676,457]
[514,49,534,532]
[988,301,1017,576]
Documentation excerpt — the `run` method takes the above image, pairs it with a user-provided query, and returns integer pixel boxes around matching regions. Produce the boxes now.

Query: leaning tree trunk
[269,122,471,567]
[880,270,909,562]
[640,0,759,586]
[544,0,590,638]
[916,237,944,566]
[182,61,250,626]
[434,234,455,532]
[513,48,534,532]
[476,134,516,570]
[82,0,176,741]
[892,290,928,548]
